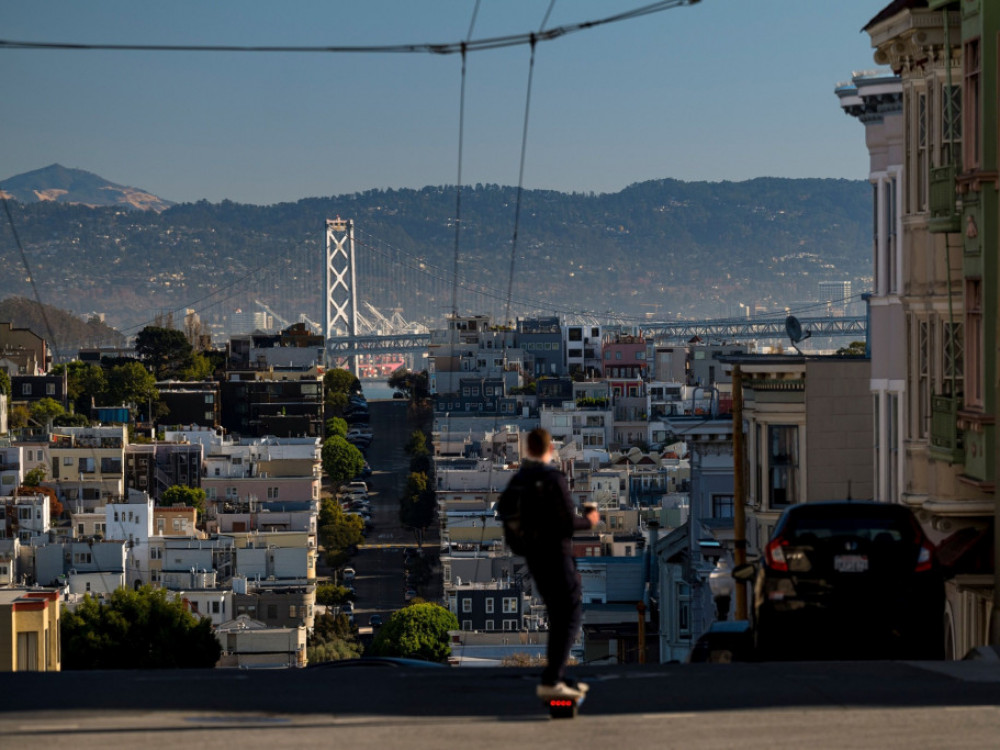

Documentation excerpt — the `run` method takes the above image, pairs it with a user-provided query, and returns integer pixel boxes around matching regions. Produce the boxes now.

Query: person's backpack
[496,470,553,555]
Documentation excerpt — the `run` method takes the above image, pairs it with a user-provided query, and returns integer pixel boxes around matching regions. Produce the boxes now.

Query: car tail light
[915,539,935,573]
[765,536,790,572]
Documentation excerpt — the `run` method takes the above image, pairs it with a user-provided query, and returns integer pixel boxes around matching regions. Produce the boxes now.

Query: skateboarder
[505,427,599,699]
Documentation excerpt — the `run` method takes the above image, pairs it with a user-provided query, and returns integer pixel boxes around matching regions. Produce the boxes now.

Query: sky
[2,0,890,206]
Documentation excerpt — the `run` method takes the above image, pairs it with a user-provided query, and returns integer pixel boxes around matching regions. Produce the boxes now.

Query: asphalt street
[3,659,1000,749]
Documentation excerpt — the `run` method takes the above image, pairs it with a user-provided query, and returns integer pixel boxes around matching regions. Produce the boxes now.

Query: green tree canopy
[317,497,364,566]
[54,361,107,415]
[105,361,158,413]
[324,368,361,396]
[315,582,354,606]
[404,429,429,457]
[325,416,348,439]
[61,586,221,669]
[307,612,362,664]
[368,602,459,663]
[321,435,365,485]
[388,369,429,401]
[0,369,10,398]
[135,325,195,379]
[23,466,46,487]
[399,471,436,543]
[29,398,65,428]
[53,412,91,427]
[161,485,207,515]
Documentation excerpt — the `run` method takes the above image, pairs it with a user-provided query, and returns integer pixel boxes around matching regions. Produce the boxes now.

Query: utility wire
[1,196,61,362]
[0,1,698,56]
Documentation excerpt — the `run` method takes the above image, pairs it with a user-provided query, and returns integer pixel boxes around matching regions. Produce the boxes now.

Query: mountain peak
[0,164,174,212]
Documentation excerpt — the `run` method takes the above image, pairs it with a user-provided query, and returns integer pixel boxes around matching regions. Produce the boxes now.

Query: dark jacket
[511,459,591,558]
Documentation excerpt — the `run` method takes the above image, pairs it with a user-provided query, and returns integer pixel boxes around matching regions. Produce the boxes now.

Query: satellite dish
[785,315,812,349]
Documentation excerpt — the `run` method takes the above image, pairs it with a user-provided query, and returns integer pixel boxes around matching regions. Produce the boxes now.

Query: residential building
[124,441,203,501]
[11,375,66,407]
[602,332,648,379]
[517,316,565,377]
[564,323,603,378]
[47,426,127,512]
[214,614,307,669]
[0,322,47,375]
[860,0,997,656]
[0,589,60,671]
[156,381,220,429]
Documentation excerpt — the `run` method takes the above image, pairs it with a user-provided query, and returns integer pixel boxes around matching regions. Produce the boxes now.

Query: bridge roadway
[327,315,867,358]
[2,657,999,749]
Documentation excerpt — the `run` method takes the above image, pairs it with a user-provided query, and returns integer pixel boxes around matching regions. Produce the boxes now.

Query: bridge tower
[325,217,358,375]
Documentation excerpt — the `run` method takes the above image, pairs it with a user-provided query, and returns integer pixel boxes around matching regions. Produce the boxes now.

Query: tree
[307,612,362,664]
[29,398,65,428]
[23,466,46,487]
[368,602,459,663]
[179,352,215,380]
[8,404,29,429]
[836,340,867,356]
[54,361,106,415]
[388,369,429,401]
[161,485,207,516]
[135,326,194,379]
[105,362,158,414]
[404,429,429,457]
[61,586,221,669]
[0,369,10,398]
[321,435,365,485]
[325,416,348,439]
[324,368,361,396]
[317,498,364,567]
[53,412,91,427]
[399,471,436,544]
[315,583,354,606]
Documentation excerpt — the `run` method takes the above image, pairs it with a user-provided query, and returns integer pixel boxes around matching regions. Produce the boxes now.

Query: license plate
[834,554,868,573]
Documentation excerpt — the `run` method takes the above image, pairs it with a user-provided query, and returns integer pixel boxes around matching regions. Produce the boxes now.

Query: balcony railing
[929,165,961,233]
[930,394,963,462]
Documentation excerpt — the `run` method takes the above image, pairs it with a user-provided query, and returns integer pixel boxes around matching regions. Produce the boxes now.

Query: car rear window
[780,506,916,545]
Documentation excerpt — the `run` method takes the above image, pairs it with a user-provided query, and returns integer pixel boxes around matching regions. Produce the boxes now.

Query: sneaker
[537,682,583,699]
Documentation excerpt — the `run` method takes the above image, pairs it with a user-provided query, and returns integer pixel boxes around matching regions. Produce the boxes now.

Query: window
[289,605,297,618]
[22,383,31,395]
[502,597,517,614]
[966,279,983,407]
[917,91,928,210]
[63,457,73,466]
[942,84,961,165]
[917,319,931,439]
[712,494,734,519]
[462,620,473,631]
[46,383,56,395]
[942,321,964,398]
[485,599,494,613]
[78,458,95,473]
[768,425,799,508]
[503,620,516,631]
[485,620,495,631]
[462,598,472,613]
[212,601,221,614]
[964,39,981,171]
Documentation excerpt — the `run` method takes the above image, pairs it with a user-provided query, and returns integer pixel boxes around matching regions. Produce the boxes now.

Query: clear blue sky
[2,0,888,206]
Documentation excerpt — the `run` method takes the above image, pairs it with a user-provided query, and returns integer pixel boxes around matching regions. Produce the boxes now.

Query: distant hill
[0,164,173,212]
[0,177,872,330]
[0,296,125,356]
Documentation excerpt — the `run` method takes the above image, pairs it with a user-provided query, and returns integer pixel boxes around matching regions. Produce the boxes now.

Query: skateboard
[542,692,585,719]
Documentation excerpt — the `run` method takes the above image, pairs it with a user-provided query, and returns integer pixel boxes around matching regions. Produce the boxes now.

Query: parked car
[369,614,383,628]
[342,567,356,582]
[737,501,945,661]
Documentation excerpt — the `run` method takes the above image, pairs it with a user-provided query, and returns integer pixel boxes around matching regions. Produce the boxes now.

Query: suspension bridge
[202,217,866,371]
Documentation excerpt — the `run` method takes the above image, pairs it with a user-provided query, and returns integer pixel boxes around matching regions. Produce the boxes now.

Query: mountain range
[0,164,174,212]
[0,166,872,336]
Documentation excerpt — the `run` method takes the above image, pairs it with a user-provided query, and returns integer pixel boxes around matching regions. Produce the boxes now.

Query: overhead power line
[0,0,699,55]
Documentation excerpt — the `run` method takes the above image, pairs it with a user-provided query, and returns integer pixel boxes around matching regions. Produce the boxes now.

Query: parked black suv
[739,501,945,661]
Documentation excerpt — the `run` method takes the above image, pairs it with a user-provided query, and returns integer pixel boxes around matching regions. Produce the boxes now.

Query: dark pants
[528,552,583,685]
